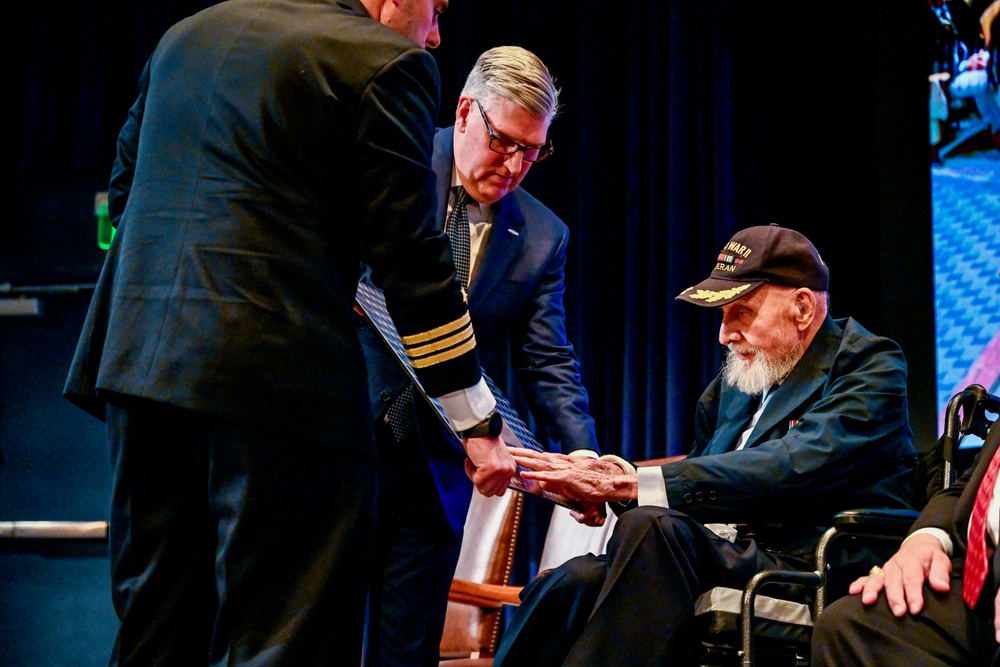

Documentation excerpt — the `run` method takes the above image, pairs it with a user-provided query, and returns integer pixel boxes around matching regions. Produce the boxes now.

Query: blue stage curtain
[4,2,937,653]
[432,0,935,461]
[7,0,934,464]
[434,2,745,460]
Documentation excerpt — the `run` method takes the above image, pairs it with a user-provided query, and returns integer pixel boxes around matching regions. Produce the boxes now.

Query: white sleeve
[637,466,670,508]
[437,377,497,431]
[904,527,953,557]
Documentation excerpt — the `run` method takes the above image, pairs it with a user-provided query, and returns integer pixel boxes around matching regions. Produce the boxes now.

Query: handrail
[0,521,108,539]
[0,282,97,295]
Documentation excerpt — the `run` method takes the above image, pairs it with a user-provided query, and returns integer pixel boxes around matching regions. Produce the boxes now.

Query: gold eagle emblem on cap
[681,283,753,303]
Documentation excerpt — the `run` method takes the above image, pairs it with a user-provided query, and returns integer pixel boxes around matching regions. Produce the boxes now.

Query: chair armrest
[832,509,920,538]
[634,454,687,467]
[448,578,523,608]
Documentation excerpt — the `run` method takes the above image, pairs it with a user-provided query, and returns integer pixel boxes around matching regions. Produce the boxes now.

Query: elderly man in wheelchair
[490,224,917,667]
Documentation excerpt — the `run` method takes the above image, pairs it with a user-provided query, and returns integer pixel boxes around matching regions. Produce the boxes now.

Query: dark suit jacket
[907,411,1000,666]
[63,0,481,450]
[360,128,600,531]
[658,315,916,559]
[927,0,986,73]
[910,415,1000,572]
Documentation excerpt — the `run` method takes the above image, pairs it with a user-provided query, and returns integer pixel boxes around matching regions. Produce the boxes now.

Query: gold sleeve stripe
[409,335,478,369]
[405,325,474,359]
[400,312,472,346]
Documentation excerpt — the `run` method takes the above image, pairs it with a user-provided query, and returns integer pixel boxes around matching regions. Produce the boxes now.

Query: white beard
[722,338,803,397]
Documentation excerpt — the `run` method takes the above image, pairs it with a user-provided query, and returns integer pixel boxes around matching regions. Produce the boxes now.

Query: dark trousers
[105,393,377,666]
[494,506,805,667]
[364,421,463,667]
[811,568,1000,666]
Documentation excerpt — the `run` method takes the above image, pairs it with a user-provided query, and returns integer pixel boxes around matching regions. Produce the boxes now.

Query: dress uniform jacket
[61,1,489,663]
[63,0,482,447]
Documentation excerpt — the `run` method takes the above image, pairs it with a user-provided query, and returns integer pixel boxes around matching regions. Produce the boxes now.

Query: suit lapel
[432,130,455,232]
[468,193,525,304]
[702,391,759,455]
[744,316,840,448]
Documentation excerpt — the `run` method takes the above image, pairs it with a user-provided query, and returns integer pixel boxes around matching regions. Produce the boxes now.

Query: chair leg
[938,118,991,160]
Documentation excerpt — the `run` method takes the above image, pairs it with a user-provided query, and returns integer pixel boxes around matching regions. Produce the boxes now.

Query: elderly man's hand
[510,448,637,504]
[848,533,951,616]
[464,436,517,497]
[568,501,608,527]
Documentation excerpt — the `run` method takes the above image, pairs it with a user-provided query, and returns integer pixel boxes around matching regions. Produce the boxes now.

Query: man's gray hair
[460,46,561,120]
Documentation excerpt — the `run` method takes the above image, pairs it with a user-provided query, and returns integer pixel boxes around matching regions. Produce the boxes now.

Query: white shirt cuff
[637,466,669,508]
[905,527,953,557]
[437,377,497,431]
[570,449,599,459]
[598,454,635,473]
[704,523,738,543]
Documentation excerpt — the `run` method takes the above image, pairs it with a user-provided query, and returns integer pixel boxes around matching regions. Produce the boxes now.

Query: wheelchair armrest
[831,508,920,538]
[448,578,523,609]
[739,569,824,667]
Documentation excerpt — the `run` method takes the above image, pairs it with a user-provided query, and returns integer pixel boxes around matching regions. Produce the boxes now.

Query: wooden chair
[439,456,687,666]
[439,489,524,666]
[439,491,626,666]
[437,463,697,665]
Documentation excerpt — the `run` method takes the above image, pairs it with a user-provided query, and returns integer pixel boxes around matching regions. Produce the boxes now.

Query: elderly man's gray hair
[460,46,561,119]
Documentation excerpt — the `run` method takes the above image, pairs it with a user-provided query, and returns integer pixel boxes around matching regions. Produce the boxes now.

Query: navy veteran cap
[676,224,829,307]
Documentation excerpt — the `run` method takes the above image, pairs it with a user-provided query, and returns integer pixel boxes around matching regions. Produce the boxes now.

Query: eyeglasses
[475,100,553,163]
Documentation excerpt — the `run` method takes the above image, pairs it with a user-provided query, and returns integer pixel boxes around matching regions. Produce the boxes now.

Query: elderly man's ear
[791,289,817,329]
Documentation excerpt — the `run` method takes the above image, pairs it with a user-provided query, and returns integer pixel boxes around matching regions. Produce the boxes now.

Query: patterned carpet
[932,147,1000,428]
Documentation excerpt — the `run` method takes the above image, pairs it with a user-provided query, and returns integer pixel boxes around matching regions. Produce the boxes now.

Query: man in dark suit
[927,0,986,74]
[926,0,1000,154]
[812,415,1000,664]
[359,46,603,666]
[62,1,518,664]
[491,225,917,666]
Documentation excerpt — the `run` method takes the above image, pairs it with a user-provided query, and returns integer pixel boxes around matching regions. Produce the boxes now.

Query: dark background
[0,1,934,663]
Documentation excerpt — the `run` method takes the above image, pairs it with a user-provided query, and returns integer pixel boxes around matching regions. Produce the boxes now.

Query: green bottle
[95,191,115,250]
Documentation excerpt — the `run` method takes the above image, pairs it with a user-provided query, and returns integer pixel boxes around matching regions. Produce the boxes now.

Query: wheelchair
[442,384,999,666]
[691,383,999,667]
